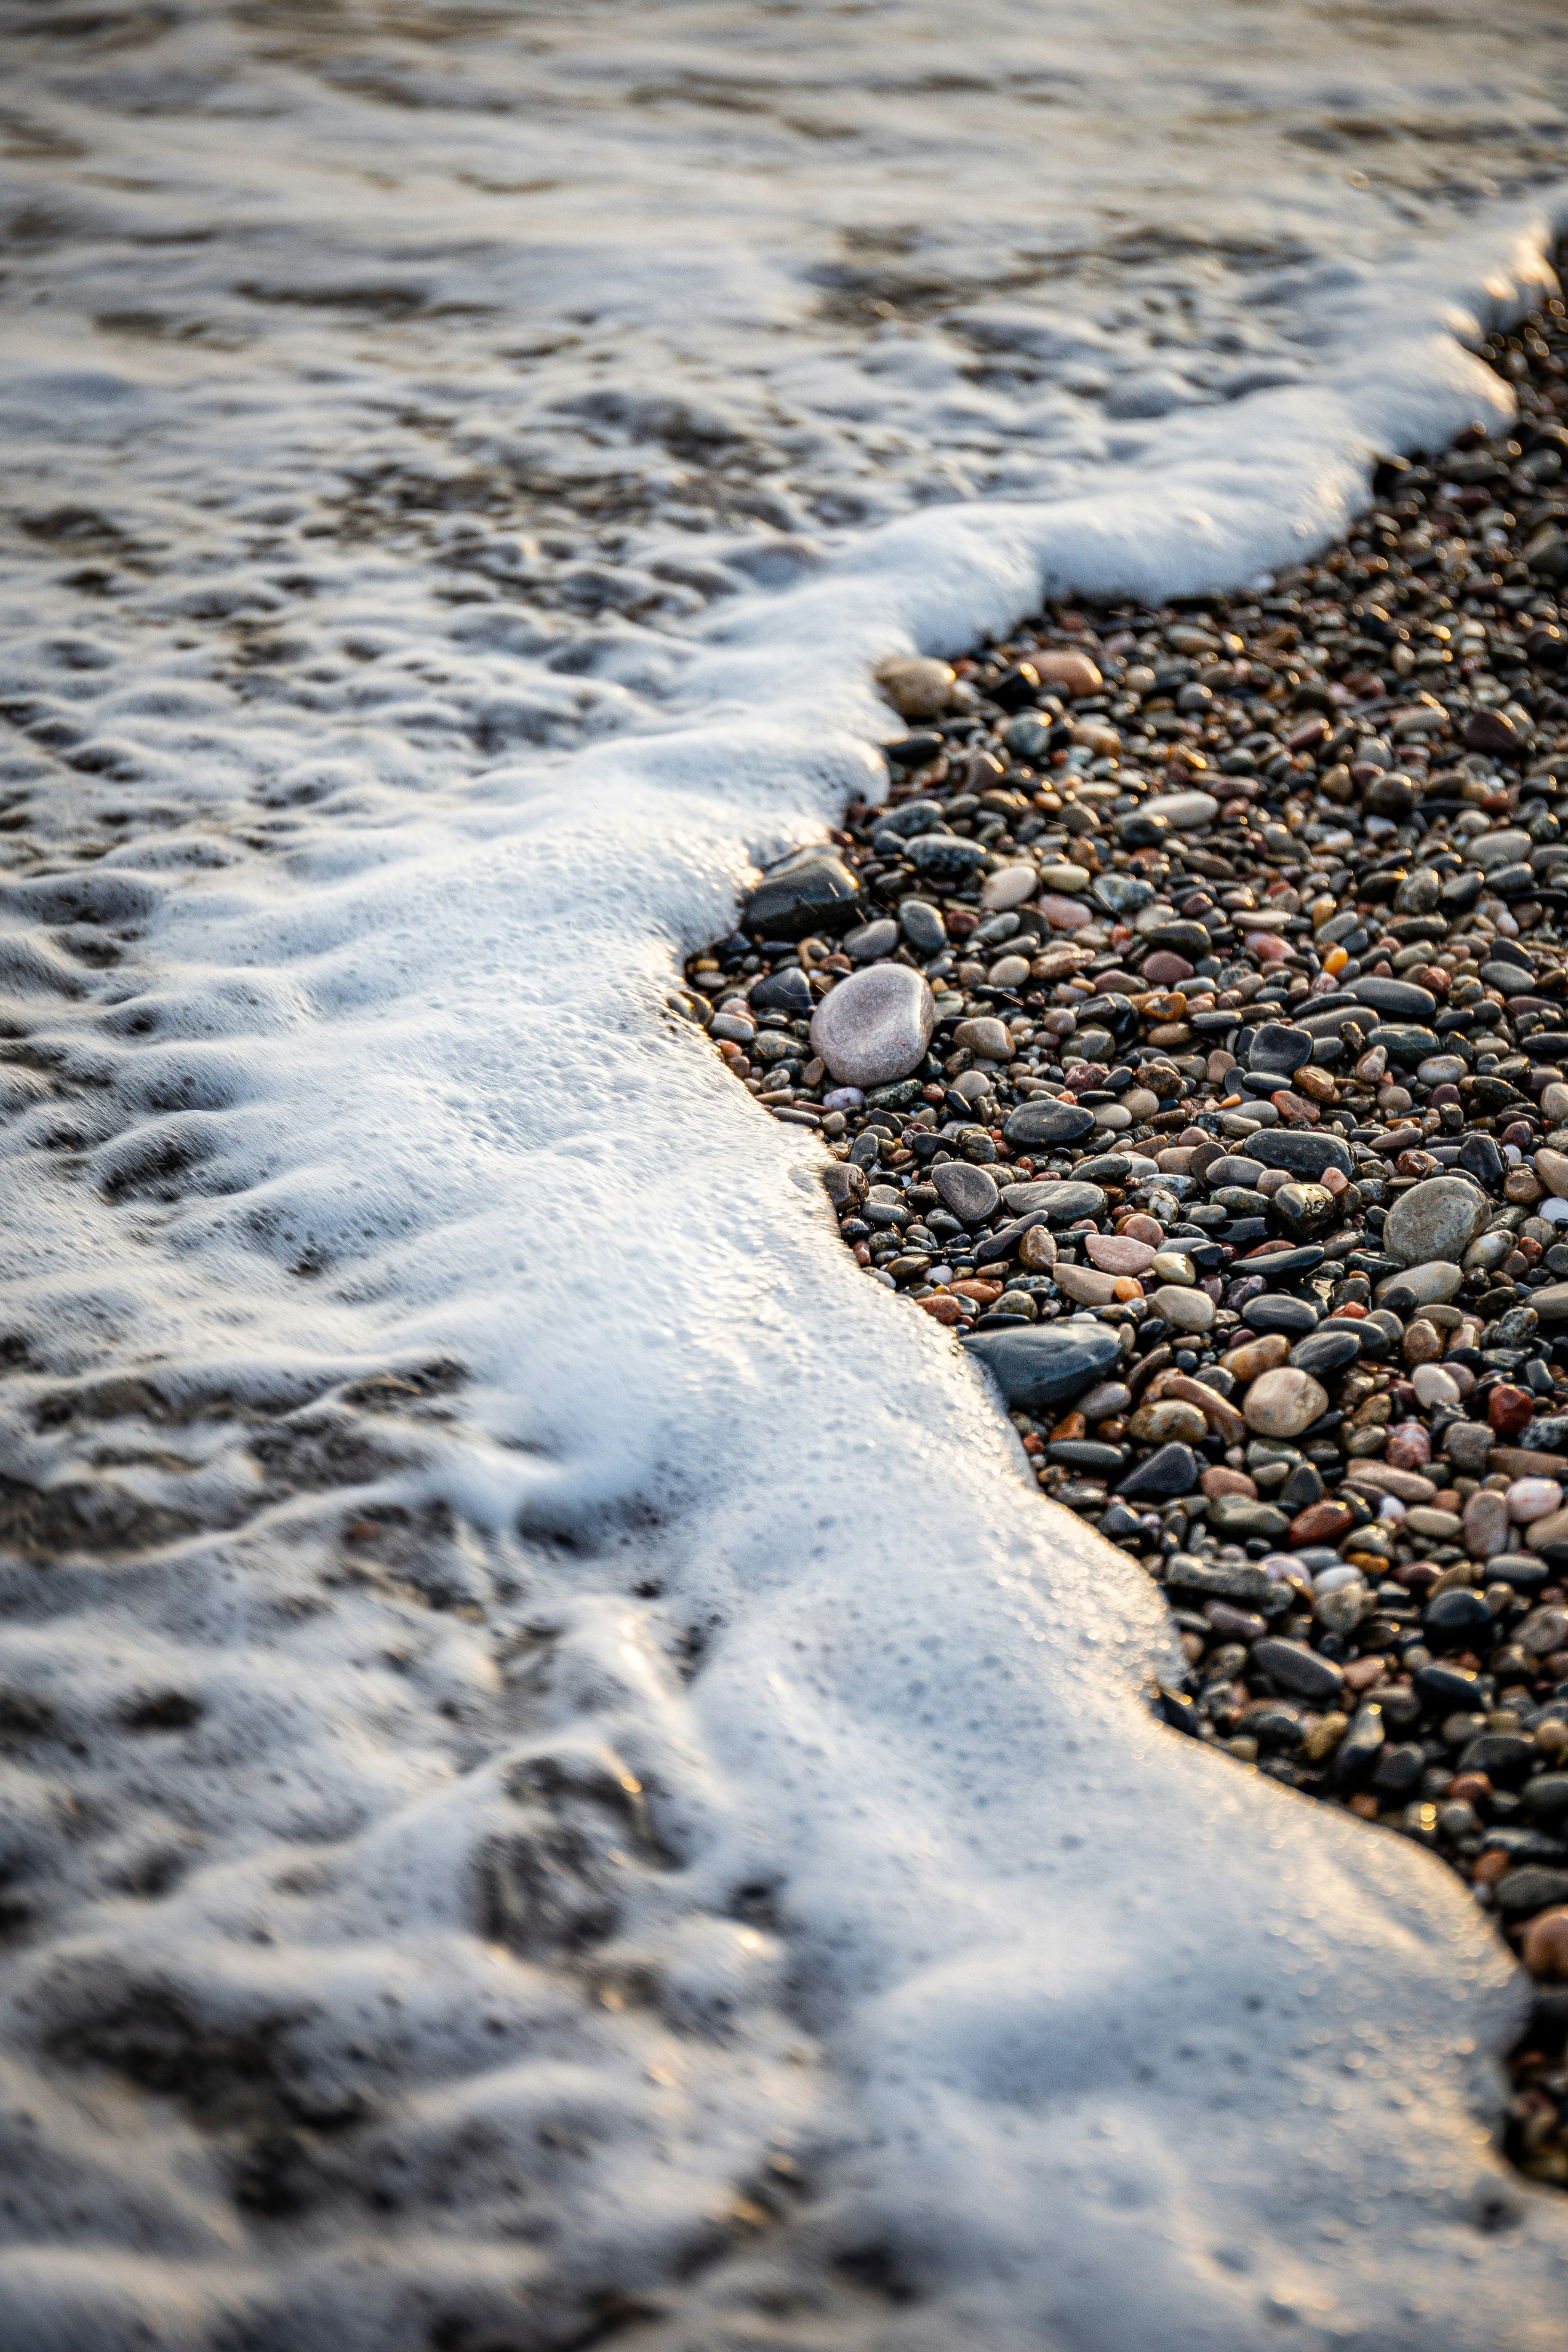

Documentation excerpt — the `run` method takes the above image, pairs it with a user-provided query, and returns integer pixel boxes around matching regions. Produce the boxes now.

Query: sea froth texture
[4,3,1568,2346]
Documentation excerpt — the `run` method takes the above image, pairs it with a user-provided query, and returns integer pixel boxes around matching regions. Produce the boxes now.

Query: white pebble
[1508,1476,1565,1524]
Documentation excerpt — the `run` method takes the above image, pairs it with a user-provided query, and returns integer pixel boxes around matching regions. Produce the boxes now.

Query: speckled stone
[809,962,935,1087]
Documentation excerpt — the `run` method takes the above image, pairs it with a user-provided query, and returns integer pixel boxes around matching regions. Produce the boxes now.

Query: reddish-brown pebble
[1385,1422,1432,1471]
[1522,1908,1568,1977]
[1290,1499,1354,1546]
[1489,1384,1535,1438]
[1202,1466,1257,1499]
[918,1295,962,1324]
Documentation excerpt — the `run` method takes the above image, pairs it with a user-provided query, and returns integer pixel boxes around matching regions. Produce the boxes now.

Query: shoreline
[686,264,1568,2191]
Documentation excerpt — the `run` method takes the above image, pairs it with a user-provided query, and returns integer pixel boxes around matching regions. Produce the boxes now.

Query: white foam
[4,4,1568,2343]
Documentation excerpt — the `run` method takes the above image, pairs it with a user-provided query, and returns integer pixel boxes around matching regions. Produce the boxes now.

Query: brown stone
[1161,1372,1247,1444]
[1289,1499,1354,1547]
[1220,1333,1291,1383]
[1489,1384,1535,1438]
[1522,1908,1568,1978]
[1201,1466,1257,1499]
[918,1294,963,1324]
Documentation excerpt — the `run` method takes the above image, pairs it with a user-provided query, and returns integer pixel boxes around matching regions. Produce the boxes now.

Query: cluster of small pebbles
[680,290,1568,2185]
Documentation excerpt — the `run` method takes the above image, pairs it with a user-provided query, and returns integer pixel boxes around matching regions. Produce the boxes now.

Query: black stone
[749,965,814,1016]
[1249,1131,1354,1181]
[1248,1021,1312,1076]
[906,833,989,879]
[1253,1638,1344,1703]
[884,732,944,767]
[899,897,948,955]
[1045,1440,1127,1472]
[1423,1585,1496,1646]
[744,851,861,938]
[1496,1866,1568,1918]
[1366,1023,1441,1063]
[1243,1295,1320,1337]
[1458,1733,1537,1785]
[1003,1100,1096,1148]
[1288,1329,1363,1378]
[962,1320,1122,1409]
[1232,1243,1326,1280]
[1458,1133,1505,1188]
[1333,1701,1384,1785]
[1117,1442,1201,1499]
[1521,1773,1568,1825]
[1280,1461,1324,1510]
[1413,1661,1485,1712]
[1001,1178,1106,1222]
[1350,975,1438,1022]
[1371,1742,1426,1798]
[1272,1181,1337,1241]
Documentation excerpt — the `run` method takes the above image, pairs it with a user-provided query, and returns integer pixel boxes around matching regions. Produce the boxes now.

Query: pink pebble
[1040,894,1096,931]
[1384,1421,1432,1470]
[1507,1476,1564,1524]
[1246,931,1290,962]
[1142,951,1194,986]
[1118,1213,1165,1245]
[1086,1233,1157,1274]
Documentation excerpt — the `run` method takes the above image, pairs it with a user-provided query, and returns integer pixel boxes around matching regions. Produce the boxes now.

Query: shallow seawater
[4,5,1568,2347]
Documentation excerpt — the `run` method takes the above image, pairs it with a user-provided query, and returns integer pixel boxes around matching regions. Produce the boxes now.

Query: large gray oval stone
[1384,1175,1489,1268]
[809,963,935,1087]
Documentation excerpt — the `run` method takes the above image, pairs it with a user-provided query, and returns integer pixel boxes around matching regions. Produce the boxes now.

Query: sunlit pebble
[1507,1477,1563,1523]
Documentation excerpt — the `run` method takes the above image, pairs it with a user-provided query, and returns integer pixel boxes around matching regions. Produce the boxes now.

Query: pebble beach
[686,279,1568,2193]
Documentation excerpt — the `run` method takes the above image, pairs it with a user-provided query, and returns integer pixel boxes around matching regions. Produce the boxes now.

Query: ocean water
[4,4,1568,2346]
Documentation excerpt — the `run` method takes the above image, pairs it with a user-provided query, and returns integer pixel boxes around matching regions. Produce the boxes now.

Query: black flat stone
[1045,1440,1128,1472]
[1243,1295,1320,1336]
[744,851,861,938]
[1289,1329,1362,1377]
[1117,1440,1200,1499]
[962,1320,1122,1409]
[1248,1020,1313,1075]
[1249,1130,1354,1180]
[1003,1100,1096,1148]
[1231,1243,1326,1280]
[749,966,814,1016]
[1252,1638,1344,1704]
[1350,975,1438,1021]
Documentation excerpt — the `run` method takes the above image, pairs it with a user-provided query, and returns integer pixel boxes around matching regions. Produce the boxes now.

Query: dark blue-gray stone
[749,965,813,1016]
[1002,1099,1096,1148]
[1243,1294,1319,1337]
[999,1178,1106,1222]
[1248,1022,1312,1076]
[1366,1022,1440,1063]
[870,798,946,841]
[1092,872,1156,916]
[744,852,860,939]
[899,897,947,955]
[1458,1133,1504,1188]
[1253,1639,1344,1703]
[1249,1130,1354,1180]
[1351,975,1438,1022]
[1117,1442,1200,1499]
[1288,1329,1362,1378]
[961,1320,1122,1409]
[905,833,988,879]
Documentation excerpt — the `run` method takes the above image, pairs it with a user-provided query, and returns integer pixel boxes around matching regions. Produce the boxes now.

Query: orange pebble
[1347,1794,1379,1820]
[918,1294,963,1324]
[1472,1848,1511,1887]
